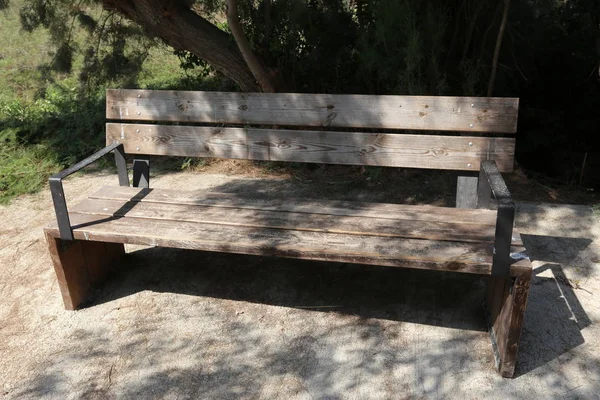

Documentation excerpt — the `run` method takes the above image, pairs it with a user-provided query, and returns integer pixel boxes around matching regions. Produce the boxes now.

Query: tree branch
[487,0,511,96]
[226,0,275,92]
[102,0,259,91]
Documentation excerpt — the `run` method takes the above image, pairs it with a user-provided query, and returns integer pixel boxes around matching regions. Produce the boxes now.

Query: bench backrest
[106,90,518,172]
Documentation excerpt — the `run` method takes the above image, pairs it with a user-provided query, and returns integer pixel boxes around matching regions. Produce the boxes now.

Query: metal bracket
[49,142,129,241]
[132,157,150,188]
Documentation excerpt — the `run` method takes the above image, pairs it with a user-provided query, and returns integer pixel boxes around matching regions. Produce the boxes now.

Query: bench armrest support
[477,160,515,277]
[49,143,128,241]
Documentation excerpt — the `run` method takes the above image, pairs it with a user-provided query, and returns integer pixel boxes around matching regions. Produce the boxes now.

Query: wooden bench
[44,90,531,378]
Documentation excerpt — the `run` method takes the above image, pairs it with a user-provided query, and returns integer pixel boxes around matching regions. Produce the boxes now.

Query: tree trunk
[487,0,511,96]
[102,0,259,92]
[226,0,275,92]
[461,1,486,63]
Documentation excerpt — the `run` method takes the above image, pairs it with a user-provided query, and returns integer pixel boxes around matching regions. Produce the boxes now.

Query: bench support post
[133,157,150,188]
[486,267,532,378]
[456,174,478,208]
[45,231,125,310]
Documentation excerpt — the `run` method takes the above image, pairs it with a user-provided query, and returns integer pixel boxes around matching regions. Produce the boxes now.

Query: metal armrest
[49,142,128,241]
[477,160,515,277]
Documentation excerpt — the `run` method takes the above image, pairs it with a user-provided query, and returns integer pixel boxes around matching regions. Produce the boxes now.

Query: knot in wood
[432,148,448,157]
[358,146,376,156]
[277,141,291,149]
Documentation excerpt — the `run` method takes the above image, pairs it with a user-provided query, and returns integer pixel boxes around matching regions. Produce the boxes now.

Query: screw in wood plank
[136,147,140,151]
[467,163,472,167]
[136,129,140,133]
[469,142,473,146]
[471,103,474,107]
[469,124,474,128]
[137,95,141,98]
[137,112,141,115]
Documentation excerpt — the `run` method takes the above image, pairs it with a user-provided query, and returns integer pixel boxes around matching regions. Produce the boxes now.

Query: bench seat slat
[106,124,516,172]
[106,90,519,133]
[46,212,498,274]
[88,186,499,226]
[45,209,527,276]
[70,197,498,243]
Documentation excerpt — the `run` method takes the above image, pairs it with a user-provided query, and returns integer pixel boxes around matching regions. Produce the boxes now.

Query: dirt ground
[1,169,599,399]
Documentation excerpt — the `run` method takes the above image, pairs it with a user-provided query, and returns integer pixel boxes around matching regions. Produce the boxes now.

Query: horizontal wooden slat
[106,90,519,133]
[106,124,515,172]
[86,187,524,246]
[89,186,499,226]
[70,198,498,243]
[46,212,496,275]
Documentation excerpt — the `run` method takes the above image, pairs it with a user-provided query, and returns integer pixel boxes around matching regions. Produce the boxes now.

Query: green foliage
[356,0,448,94]
[1,0,599,206]
[242,0,359,93]
[0,0,223,203]
[0,127,59,204]
[1,86,104,158]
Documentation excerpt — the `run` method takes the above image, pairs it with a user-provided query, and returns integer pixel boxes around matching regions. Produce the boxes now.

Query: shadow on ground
[514,234,594,378]
[93,235,593,374]
[96,249,489,331]
[10,177,598,398]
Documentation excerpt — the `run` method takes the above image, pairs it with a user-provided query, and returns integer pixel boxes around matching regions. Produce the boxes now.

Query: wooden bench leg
[45,231,125,310]
[486,268,532,378]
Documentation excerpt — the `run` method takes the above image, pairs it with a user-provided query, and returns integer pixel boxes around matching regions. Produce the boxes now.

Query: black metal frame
[477,160,515,277]
[49,142,129,241]
[132,157,150,188]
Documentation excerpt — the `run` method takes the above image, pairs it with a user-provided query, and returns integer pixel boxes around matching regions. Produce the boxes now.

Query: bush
[0,86,106,203]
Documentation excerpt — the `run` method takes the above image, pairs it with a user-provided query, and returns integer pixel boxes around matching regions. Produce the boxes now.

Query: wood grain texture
[106,124,516,171]
[487,257,532,378]
[44,211,526,277]
[106,89,519,133]
[45,212,497,275]
[81,241,110,285]
[44,231,125,310]
[70,197,499,243]
[88,186,499,226]
[45,232,91,310]
[86,186,525,246]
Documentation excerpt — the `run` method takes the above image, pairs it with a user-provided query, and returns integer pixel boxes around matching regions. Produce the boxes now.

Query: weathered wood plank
[45,213,497,275]
[44,232,125,310]
[88,186,499,226]
[81,241,109,285]
[45,232,91,310]
[106,124,516,172]
[70,197,499,243]
[487,257,532,377]
[106,90,519,133]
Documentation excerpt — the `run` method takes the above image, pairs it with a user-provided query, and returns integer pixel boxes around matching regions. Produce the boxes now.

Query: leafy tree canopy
[5,0,599,96]
[3,0,599,185]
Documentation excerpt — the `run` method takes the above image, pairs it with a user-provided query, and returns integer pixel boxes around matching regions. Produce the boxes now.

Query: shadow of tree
[16,249,495,398]
[11,89,599,398]
[16,236,598,398]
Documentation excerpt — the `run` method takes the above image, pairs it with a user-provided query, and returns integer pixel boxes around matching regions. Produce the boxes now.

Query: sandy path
[1,170,599,399]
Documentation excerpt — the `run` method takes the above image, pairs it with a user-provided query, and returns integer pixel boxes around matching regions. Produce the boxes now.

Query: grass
[0,0,208,204]
[0,2,51,103]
